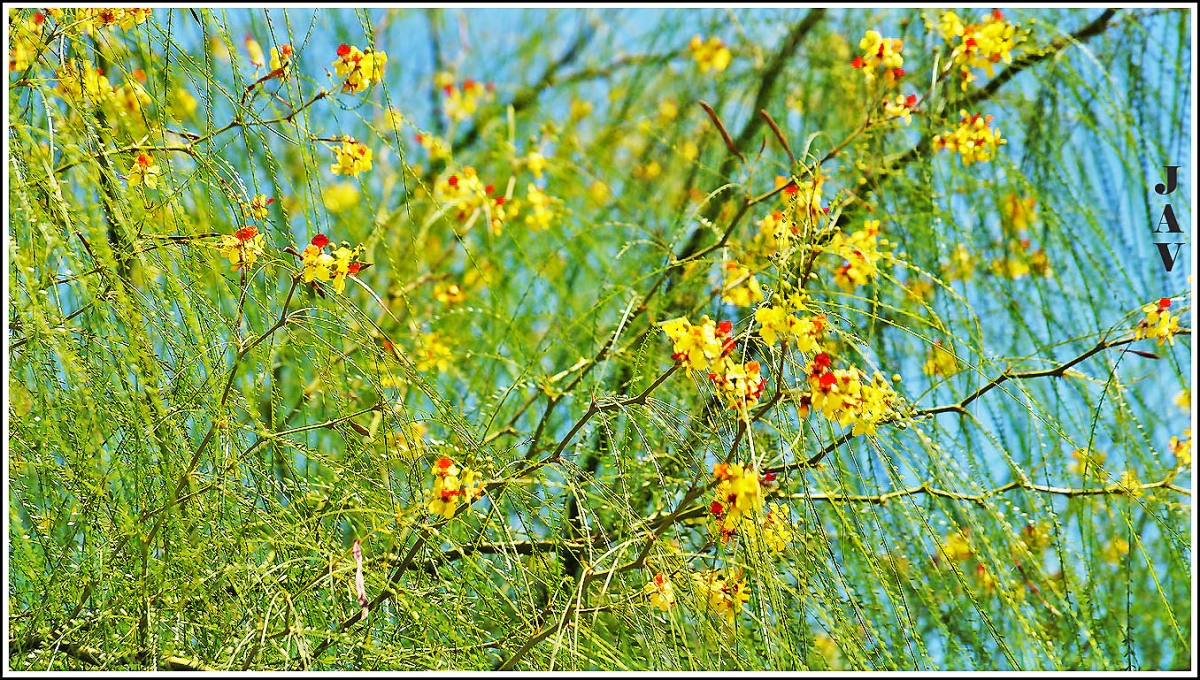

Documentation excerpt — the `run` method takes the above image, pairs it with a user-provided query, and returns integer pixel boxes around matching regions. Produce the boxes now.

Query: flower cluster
[708,462,767,541]
[333,43,388,94]
[522,184,560,232]
[851,30,904,84]
[938,10,1023,91]
[269,43,294,78]
[46,8,151,34]
[433,168,509,232]
[933,111,1006,165]
[710,360,767,414]
[54,59,114,105]
[755,303,825,351]
[988,238,1052,279]
[125,152,162,189]
[753,210,799,256]
[720,262,764,307]
[1169,429,1192,468]
[691,569,750,625]
[434,281,466,305]
[415,331,454,372]
[922,340,958,377]
[781,174,828,229]
[439,75,494,121]
[299,234,367,293]
[426,456,484,519]
[689,35,732,73]
[330,138,373,177]
[9,11,46,72]
[1134,297,1181,346]
[825,220,889,292]
[247,194,275,220]
[660,316,735,373]
[643,573,676,611]
[742,502,795,554]
[803,352,898,436]
[216,224,266,272]
[883,93,918,125]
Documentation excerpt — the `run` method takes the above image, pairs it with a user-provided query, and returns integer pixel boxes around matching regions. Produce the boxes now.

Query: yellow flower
[922,340,958,377]
[945,243,976,281]
[1168,429,1191,468]
[754,304,825,352]
[523,184,559,231]
[383,422,427,460]
[643,573,677,611]
[434,281,465,305]
[1102,536,1130,565]
[215,224,266,272]
[941,10,1023,90]
[55,59,114,104]
[825,220,888,292]
[416,332,453,373]
[442,78,491,121]
[660,315,734,373]
[330,138,373,177]
[883,93,918,125]
[126,152,161,188]
[940,527,973,563]
[269,43,294,76]
[333,43,388,94]
[710,360,767,416]
[298,234,366,293]
[805,353,898,436]
[1134,298,1180,346]
[245,36,265,70]
[9,11,47,73]
[691,569,750,625]
[525,151,548,178]
[689,35,732,73]
[1174,389,1190,412]
[247,194,274,220]
[1002,193,1037,234]
[322,183,360,213]
[851,30,905,83]
[743,502,794,554]
[932,110,1006,165]
[720,262,763,307]
[427,455,484,519]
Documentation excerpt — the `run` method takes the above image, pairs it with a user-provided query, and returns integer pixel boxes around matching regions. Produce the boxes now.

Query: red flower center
[311,234,330,248]
[235,226,257,241]
[337,43,351,57]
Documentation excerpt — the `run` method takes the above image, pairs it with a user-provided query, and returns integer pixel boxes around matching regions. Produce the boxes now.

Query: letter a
[1154,204,1182,233]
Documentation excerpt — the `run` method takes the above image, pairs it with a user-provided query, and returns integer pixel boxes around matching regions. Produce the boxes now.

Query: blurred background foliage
[6,6,1193,671]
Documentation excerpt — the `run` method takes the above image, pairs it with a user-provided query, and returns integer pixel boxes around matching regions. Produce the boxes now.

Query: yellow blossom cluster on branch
[216,225,267,272]
[298,234,368,294]
[937,9,1024,90]
[802,352,898,436]
[1134,297,1181,346]
[333,43,388,94]
[427,456,484,519]
[851,30,905,84]
[691,569,751,625]
[824,219,890,292]
[330,137,373,177]
[689,35,732,73]
[933,111,1006,165]
[438,74,494,121]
